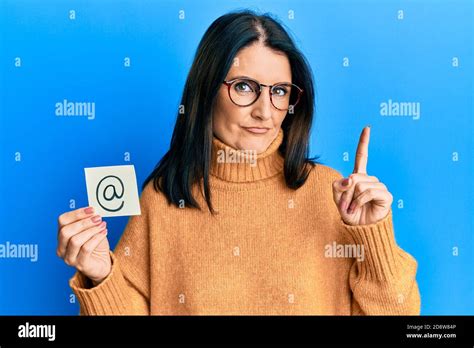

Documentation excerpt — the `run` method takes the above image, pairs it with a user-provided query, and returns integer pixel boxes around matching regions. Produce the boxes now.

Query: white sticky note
[84,165,141,217]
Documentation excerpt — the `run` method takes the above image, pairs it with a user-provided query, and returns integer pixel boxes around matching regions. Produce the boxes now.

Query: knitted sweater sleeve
[340,208,421,315]
[322,165,421,315]
[68,185,153,315]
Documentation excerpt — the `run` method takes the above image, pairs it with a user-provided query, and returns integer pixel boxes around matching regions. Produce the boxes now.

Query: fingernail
[342,178,349,186]
[84,207,94,215]
[347,202,355,214]
[91,215,102,223]
[99,221,106,228]
[100,229,108,234]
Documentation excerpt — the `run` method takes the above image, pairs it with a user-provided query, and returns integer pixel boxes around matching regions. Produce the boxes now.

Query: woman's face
[212,42,292,154]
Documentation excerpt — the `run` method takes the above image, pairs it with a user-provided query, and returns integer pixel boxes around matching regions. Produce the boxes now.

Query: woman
[57,10,420,315]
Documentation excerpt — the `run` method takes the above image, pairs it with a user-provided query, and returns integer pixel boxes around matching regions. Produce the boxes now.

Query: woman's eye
[273,86,288,96]
[235,82,253,92]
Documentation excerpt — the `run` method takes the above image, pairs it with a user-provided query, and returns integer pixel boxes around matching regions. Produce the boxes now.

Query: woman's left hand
[332,126,393,226]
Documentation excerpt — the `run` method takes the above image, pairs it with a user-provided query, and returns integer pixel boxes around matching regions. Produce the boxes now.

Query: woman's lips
[243,127,270,134]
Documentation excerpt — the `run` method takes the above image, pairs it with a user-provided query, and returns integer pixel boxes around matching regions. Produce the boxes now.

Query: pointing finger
[353,126,371,174]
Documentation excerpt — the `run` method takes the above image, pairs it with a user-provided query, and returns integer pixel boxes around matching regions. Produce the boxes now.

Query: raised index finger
[353,126,370,174]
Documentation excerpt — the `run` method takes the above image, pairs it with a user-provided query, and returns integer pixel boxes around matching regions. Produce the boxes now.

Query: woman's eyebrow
[228,75,255,80]
[227,75,292,84]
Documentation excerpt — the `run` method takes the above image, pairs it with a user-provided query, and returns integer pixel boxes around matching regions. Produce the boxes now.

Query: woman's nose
[252,87,273,120]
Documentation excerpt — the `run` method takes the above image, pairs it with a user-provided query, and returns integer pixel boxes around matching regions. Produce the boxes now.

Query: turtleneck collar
[210,128,285,183]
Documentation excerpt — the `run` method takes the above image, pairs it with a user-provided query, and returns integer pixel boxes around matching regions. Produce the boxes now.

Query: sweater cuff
[341,209,403,281]
[69,251,127,315]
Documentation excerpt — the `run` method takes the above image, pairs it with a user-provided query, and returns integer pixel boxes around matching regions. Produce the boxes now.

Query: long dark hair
[143,9,321,214]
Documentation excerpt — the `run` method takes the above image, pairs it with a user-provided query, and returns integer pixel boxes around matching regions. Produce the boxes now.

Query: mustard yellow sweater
[69,129,421,315]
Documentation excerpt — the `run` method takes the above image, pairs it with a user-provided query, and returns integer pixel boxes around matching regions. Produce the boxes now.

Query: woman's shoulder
[139,178,172,209]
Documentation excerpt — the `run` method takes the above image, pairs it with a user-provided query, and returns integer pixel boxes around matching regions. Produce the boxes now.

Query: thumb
[332,176,352,205]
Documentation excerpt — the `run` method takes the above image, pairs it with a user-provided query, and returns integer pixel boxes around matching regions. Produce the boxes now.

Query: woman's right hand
[57,206,111,285]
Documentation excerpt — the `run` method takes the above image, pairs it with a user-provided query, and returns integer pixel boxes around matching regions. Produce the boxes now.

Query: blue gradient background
[0,0,472,315]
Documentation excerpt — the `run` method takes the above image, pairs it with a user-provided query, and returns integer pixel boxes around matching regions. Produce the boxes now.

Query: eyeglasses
[222,77,303,111]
